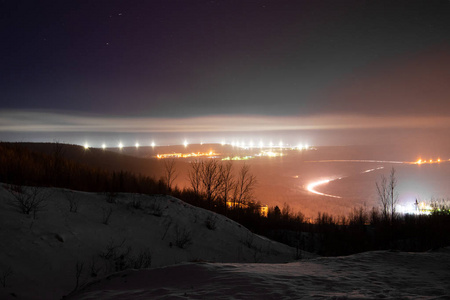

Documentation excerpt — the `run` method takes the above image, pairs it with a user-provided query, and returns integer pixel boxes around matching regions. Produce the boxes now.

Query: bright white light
[84,142,89,149]
[269,141,274,147]
[279,141,283,148]
[183,140,188,147]
[297,144,303,150]
[118,142,123,149]
[259,141,263,148]
[221,140,225,146]
[249,140,254,148]
[102,143,106,150]
[135,142,140,148]
[305,144,309,149]
[236,141,240,147]
[306,178,342,198]
[151,141,155,147]
[231,141,236,147]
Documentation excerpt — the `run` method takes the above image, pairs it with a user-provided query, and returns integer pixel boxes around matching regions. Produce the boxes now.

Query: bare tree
[388,167,398,221]
[188,159,202,194]
[232,164,257,207]
[376,174,389,220]
[188,160,256,209]
[376,167,398,223]
[219,160,235,206]
[200,159,224,207]
[163,158,178,192]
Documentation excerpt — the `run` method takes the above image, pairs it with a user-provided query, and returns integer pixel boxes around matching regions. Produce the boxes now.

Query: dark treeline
[1,142,450,256]
[0,142,167,194]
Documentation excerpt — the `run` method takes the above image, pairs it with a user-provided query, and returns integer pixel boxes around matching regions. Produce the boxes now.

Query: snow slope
[1,184,449,300]
[0,184,302,300]
[71,248,450,299]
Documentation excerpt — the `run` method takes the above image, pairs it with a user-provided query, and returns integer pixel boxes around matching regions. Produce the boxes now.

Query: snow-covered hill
[0,184,302,300]
[1,184,449,300]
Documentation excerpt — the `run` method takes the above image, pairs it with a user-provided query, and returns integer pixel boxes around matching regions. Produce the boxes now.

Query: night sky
[1,0,450,146]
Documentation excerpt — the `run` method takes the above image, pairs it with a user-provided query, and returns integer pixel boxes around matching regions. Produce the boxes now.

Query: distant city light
[118,142,123,149]
[102,143,106,150]
[135,142,139,148]
[151,141,155,147]
[221,140,226,146]
[183,140,188,147]
[84,142,89,149]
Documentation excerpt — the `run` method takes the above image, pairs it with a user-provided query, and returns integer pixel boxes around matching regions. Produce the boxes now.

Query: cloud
[1,110,450,134]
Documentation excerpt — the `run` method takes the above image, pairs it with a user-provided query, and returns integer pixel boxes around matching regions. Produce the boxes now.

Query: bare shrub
[105,191,118,204]
[146,200,163,217]
[174,225,192,249]
[102,206,113,225]
[240,233,263,262]
[161,216,173,241]
[98,239,150,272]
[127,196,142,210]
[130,248,152,269]
[72,261,84,293]
[99,238,131,272]
[0,266,13,288]
[89,256,102,278]
[64,191,79,213]
[241,232,255,249]
[7,185,48,218]
[205,214,218,230]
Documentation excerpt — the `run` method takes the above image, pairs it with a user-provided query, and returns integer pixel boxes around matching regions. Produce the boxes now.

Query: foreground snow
[1,184,449,300]
[71,249,450,299]
[0,184,301,299]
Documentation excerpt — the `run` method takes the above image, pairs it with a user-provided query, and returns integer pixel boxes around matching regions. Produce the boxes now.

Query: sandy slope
[0,184,301,300]
[71,249,450,300]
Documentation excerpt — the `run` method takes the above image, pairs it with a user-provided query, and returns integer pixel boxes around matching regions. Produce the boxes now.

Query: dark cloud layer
[1,1,449,145]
